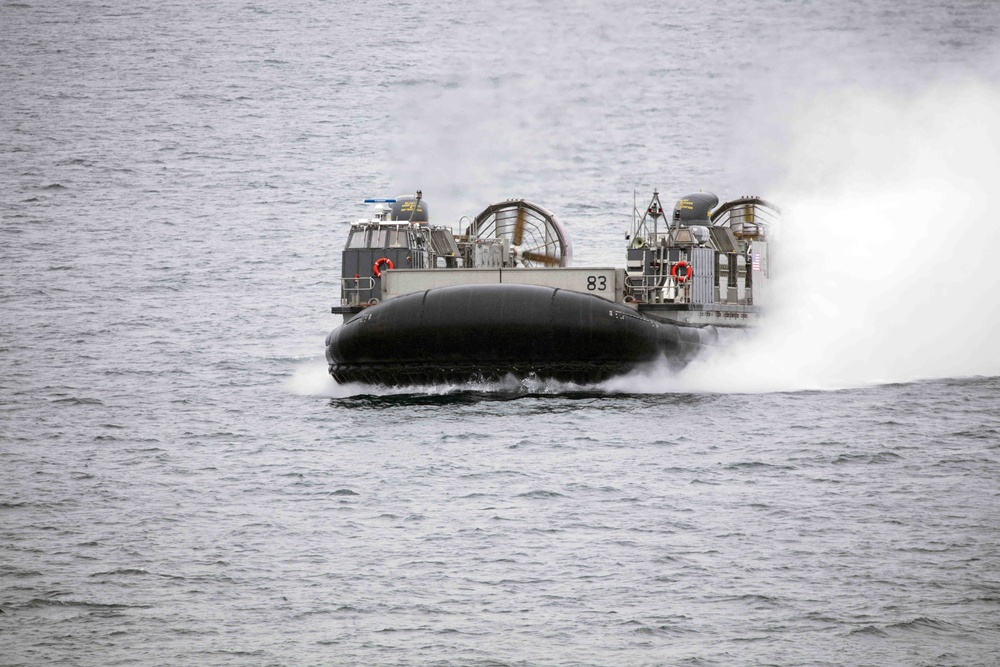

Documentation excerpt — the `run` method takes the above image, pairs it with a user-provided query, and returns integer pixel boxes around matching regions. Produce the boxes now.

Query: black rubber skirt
[325,283,717,386]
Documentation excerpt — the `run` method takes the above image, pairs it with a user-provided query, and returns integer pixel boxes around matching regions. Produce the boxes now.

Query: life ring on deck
[671,261,692,282]
[373,257,394,277]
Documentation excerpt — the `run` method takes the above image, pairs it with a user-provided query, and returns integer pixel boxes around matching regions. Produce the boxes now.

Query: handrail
[710,196,781,221]
[709,197,780,241]
[338,276,376,306]
[624,275,683,304]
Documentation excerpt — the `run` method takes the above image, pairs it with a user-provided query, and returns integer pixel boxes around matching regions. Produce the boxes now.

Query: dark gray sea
[3,1,1000,665]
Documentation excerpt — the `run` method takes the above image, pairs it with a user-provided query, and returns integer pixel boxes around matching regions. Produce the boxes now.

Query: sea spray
[624,80,1000,394]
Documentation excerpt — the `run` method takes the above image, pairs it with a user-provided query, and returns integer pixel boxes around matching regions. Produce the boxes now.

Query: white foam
[286,357,593,398]
[286,358,358,398]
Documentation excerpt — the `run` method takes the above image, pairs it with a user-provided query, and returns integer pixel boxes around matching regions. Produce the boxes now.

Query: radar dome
[672,192,719,225]
[390,194,429,223]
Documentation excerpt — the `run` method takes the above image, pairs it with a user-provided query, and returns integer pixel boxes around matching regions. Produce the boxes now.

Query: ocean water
[3,0,1000,665]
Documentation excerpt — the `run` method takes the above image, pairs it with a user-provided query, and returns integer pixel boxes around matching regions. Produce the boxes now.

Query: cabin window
[387,228,408,248]
[371,229,387,248]
[348,230,367,249]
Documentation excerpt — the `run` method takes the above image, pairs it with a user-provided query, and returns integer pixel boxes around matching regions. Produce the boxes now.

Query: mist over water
[656,80,1000,393]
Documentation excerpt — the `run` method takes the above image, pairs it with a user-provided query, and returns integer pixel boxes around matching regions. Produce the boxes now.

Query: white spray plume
[615,80,1000,394]
[288,359,343,397]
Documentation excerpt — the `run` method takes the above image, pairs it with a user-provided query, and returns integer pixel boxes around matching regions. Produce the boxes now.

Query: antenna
[649,189,662,242]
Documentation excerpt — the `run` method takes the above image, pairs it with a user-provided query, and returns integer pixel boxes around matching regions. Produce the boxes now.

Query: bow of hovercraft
[326,283,715,386]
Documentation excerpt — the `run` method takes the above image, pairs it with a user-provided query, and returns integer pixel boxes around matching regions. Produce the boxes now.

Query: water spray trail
[627,80,1000,394]
[288,358,597,399]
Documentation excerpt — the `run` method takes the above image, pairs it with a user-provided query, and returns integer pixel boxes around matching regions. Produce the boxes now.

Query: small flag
[752,253,761,271]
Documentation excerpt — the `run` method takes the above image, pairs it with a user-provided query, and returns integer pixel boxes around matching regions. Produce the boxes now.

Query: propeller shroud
[466,200,571,268]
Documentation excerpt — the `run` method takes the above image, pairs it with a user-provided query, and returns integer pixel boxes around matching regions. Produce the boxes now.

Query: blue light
[363,198,397,203]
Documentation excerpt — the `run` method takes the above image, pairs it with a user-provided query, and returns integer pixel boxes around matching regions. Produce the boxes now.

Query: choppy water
[3,1,1000,665]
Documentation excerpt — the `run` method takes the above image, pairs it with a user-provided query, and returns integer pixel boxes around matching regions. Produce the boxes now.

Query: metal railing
[338,276,375,307]
[624,275,682,304]
[709,197,780,239]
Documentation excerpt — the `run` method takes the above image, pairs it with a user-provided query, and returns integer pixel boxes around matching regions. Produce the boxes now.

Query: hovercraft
[326,190,777,386]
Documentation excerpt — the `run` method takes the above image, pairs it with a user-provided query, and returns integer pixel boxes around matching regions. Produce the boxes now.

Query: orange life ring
[373,257,394,277]
[671,261,692,282]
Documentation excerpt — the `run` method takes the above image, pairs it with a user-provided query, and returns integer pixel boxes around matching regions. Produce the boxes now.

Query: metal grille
[690,247,716,305]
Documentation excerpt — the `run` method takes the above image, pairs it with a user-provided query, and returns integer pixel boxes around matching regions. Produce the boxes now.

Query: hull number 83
[587,276,607,291]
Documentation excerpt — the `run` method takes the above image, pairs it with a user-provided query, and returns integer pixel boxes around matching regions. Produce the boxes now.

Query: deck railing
[339,276,376,306]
